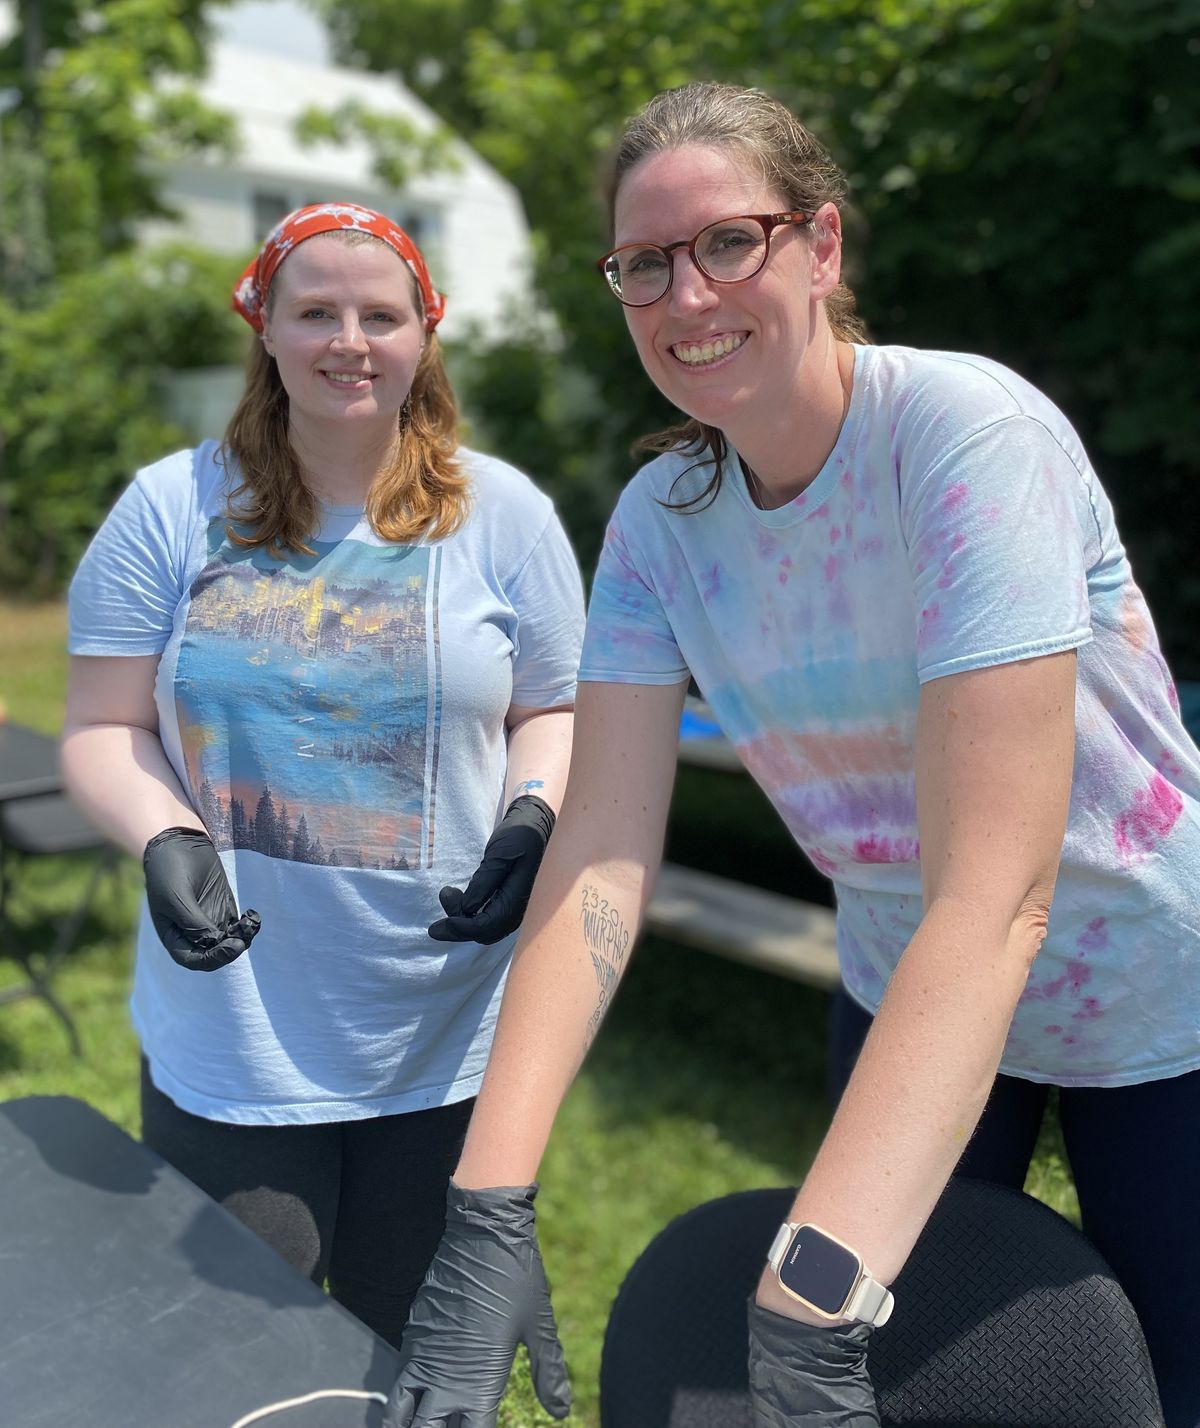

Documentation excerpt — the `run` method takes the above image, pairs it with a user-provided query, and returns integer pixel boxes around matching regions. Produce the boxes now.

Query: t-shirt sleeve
[902,415,1096,682]
[578,502,690,685]
[506,510,586,708]
[68,449,196,656]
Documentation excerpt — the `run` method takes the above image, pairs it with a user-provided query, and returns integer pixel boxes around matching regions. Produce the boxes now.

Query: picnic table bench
[650,700,840,991]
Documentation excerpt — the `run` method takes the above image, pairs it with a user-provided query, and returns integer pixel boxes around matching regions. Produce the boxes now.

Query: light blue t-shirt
[581,345,1200,1087]
[70,441,584,1123]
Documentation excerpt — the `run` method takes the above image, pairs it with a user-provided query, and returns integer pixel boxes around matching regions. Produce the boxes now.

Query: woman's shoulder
[862,344,1079,444]
[131,439,231,514]
[617,446,717,516]
[457,446,555,519]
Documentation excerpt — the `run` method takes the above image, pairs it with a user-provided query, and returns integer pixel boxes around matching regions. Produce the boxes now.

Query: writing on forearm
[581,882,633,1050]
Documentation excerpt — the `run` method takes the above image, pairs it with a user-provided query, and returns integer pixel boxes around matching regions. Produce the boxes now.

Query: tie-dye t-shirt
[69,441,584,1123]
[580,345,1200,1087]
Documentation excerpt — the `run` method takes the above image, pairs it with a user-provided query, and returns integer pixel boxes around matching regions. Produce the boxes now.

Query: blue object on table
[679,706,724,742]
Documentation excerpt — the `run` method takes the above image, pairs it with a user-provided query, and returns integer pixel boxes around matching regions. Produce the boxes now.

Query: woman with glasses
[62,203,584,1350]
[387,85,1200,1428]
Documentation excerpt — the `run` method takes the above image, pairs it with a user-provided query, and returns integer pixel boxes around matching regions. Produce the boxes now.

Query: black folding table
[0,1096,399,1426]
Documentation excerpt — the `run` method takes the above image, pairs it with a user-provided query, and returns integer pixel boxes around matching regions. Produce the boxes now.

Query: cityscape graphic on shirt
[174,524,443,869]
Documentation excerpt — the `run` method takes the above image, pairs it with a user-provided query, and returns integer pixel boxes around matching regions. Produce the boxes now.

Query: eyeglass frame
[596,211,814,307]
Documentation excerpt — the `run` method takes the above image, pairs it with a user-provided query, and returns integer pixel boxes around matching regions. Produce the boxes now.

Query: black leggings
[829,989,1200,1428]
[140,1062,473,1349]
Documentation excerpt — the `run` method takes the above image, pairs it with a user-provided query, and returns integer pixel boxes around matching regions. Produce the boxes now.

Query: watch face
[778,1225,861,1315]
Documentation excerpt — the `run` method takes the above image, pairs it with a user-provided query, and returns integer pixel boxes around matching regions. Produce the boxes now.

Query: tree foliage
[0,243,245,592]
[321,0,1200,671]
[0,0,243,593]
[0,0,236,294]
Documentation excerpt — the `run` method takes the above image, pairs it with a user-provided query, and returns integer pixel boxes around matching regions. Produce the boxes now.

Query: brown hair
[603,81,867,510]
[222,230,468,555]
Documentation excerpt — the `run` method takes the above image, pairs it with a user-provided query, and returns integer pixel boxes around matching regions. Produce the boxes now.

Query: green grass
[0,600,1079,1427]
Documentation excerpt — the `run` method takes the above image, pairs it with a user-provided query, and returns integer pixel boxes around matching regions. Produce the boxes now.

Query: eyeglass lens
[606,217,770,304]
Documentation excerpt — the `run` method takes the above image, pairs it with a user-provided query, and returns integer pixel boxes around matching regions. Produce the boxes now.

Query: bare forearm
[759,899,1043,1318]
[504,706,574,814]
[61,723,199,857]
[458,679,685,1187]
[455,849,647,1188]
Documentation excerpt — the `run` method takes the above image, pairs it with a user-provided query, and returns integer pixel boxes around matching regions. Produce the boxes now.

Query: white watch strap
[845,1273,895,1327]
[767,1223,792,1270]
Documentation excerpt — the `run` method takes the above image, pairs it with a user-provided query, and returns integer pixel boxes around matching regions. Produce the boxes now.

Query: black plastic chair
[0,793,120,1056]
[600,1177,1165,1428]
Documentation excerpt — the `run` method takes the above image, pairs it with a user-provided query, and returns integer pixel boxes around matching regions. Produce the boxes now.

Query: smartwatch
[767,1221,895,1326]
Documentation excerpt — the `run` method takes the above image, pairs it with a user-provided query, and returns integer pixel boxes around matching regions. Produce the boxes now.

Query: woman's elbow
[1011,877,1057,971]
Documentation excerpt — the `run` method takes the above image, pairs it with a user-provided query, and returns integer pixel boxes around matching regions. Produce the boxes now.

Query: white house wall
[145,39,534,343]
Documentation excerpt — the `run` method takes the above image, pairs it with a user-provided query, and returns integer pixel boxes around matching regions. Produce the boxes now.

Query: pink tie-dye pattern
[1114,773,1184,864]
[1076,916,1109,954]
[853,834,920,863]
[940,481,969,514]
[917,602,941,649]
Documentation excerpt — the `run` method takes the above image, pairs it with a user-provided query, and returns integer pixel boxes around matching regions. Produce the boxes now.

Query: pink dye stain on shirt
[1076,916,1109,954]
[1114,772,1184,863]
[940,481,969,514]
[917,602,941,649]
[853,834,920,864]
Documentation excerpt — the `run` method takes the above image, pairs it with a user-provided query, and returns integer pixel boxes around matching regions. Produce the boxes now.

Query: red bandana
[232,202,446,334]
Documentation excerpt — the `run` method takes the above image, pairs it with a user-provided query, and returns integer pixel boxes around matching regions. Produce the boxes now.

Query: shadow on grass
[584,933,832,1173]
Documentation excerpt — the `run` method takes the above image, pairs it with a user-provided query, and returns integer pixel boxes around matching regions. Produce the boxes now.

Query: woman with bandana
[62,203,584,1345]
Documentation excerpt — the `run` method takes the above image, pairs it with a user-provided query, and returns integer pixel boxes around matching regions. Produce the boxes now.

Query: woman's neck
[288,416,401,507]
[733,338,854,510]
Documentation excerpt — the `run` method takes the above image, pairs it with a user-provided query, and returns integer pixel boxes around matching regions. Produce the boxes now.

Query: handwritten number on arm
[581,883,632,1050]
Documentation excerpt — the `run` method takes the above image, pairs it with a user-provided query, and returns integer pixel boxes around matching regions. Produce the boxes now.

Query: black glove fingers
[381,1381,417,1428]
[234,910,262,945]
[427,914,484,943]
[458,853,514,915]
[429,881,518,944]
[438,886,467,918]
[167,932,252,973]
[526,1314,572,1420]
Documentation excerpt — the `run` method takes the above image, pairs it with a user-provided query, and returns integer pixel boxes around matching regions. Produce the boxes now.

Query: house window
[253,192,292,240]
[396,211,426,246]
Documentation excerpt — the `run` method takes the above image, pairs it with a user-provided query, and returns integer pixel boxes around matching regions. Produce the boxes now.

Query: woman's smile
[668,332,748,368]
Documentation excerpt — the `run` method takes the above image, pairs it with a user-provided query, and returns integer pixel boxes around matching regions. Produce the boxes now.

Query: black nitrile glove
[143,826,261,972]
[748,1299,879,1427]
[384,1180,571,1428]
[427,794,555,945]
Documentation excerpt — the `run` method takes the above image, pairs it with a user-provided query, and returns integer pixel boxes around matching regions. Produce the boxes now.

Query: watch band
[844,1272,894,1327]
[767,1222,895,1327]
